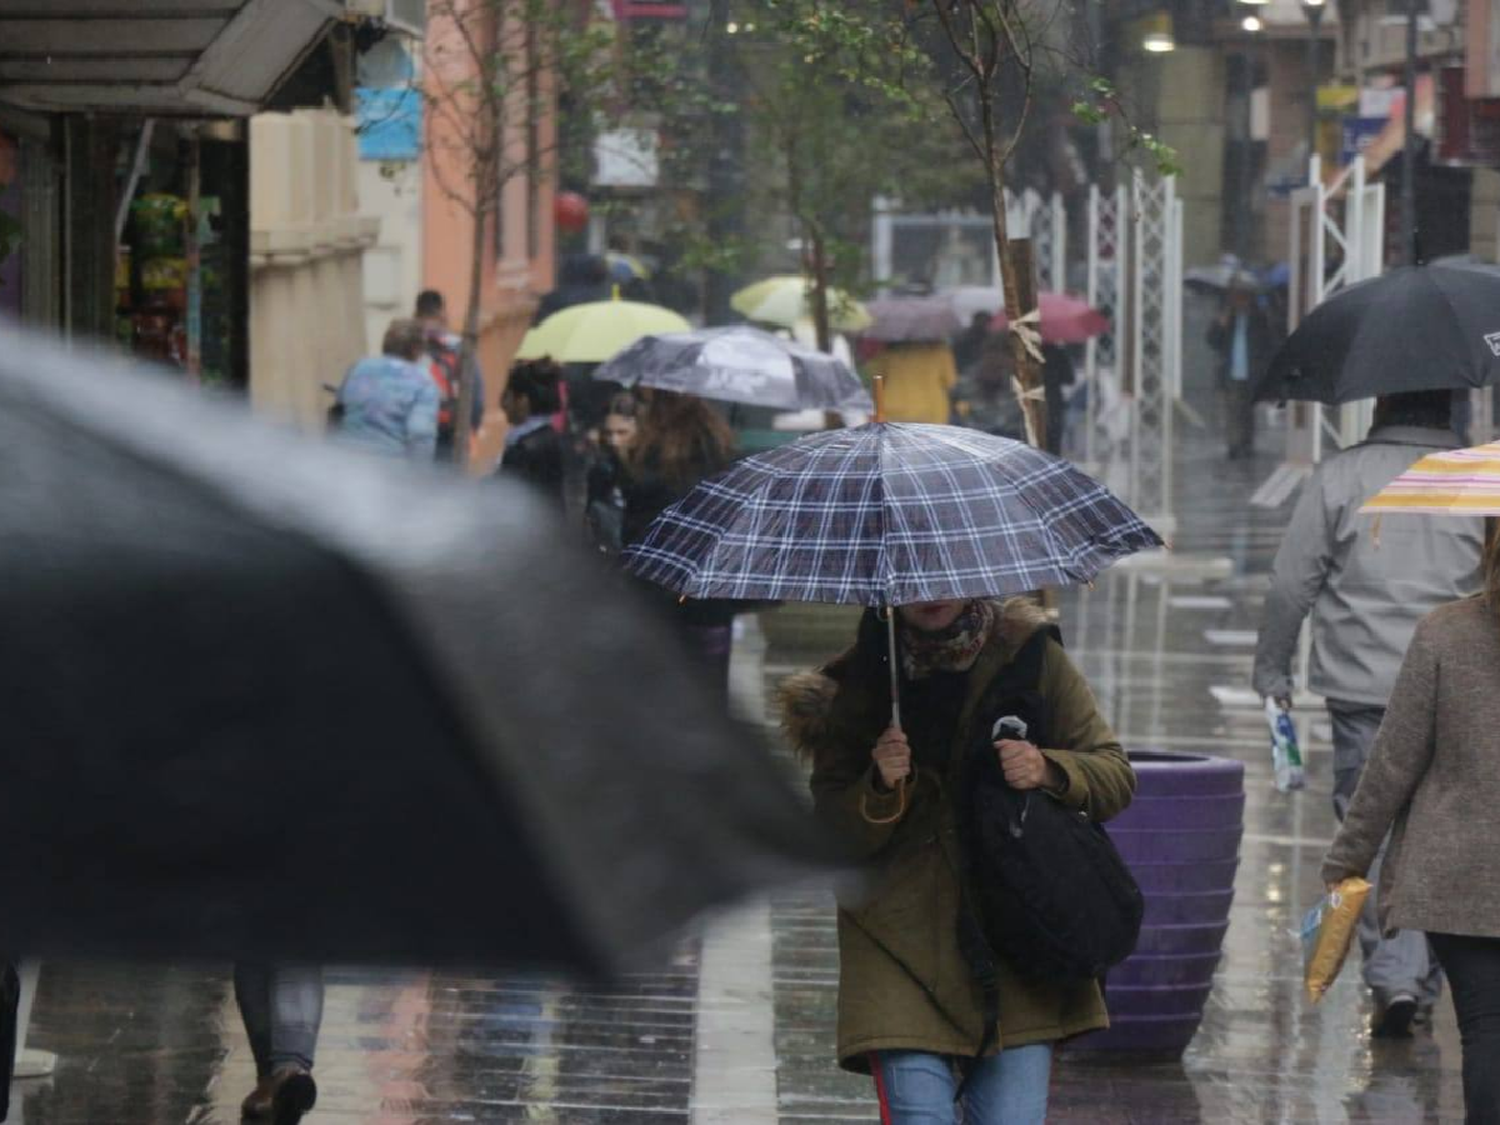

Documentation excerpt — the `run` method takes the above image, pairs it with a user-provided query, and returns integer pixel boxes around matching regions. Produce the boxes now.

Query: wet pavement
[7,422,1470,1122]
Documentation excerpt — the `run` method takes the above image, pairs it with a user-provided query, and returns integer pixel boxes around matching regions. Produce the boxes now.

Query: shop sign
[356,87,422,163]
[1341,117,1386,165]
[594,128,659,189]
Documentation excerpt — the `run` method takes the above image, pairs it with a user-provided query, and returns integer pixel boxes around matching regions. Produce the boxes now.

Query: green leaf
[1071,100,1106,125]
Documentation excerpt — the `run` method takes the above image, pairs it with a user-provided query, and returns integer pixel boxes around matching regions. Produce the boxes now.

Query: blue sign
[1340,116,1385,166]
[356,86,422,163]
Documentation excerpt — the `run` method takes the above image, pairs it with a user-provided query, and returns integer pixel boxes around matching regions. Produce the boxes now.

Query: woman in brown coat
[780,597,1135,1123]
[1324,526,1500,1125]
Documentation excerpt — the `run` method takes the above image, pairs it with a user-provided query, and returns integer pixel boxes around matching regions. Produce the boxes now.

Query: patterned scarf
[899,599,997,681]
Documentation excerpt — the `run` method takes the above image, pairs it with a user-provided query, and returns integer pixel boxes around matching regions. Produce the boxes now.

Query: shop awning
[0,0,344,117]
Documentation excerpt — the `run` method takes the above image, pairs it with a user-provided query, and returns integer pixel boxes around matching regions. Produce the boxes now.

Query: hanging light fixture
[1141,11,1176,52]
[1241,13,1264,30]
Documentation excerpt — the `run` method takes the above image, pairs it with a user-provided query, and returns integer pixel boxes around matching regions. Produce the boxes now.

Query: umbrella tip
[874,374,886,424]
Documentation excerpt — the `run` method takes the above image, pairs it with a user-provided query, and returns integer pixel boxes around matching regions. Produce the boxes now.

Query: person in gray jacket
[1253,389,1482,1036]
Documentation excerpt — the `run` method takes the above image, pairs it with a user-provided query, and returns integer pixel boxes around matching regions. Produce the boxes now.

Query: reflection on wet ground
[8,430,1468,1122]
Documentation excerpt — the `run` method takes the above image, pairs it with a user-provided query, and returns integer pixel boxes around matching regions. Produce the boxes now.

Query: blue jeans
[871,1046,1053,1124]
[233,963,324,1076]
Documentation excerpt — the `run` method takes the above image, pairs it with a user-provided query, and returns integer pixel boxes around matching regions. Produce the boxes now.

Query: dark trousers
[233,964,324,1077]
[0,963,16,1122]
[1222,380,1255,457]
[1431,934,1500,1125]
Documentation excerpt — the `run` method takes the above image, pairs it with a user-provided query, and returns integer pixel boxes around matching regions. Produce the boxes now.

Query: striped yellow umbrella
[1361,441,1500,516]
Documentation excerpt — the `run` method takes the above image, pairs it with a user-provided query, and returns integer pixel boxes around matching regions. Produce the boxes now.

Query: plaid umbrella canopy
[623,423,1163,608]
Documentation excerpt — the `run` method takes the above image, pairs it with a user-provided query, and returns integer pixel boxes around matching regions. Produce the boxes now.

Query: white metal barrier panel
[1128,173,1180,533]
[1084,184,1128,469]
[873,181,1185,534]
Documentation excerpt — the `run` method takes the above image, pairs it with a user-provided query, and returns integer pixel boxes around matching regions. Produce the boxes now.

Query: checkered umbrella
[623,423,1163,608]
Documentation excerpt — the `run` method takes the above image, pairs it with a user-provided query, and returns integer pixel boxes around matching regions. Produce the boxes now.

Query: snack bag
[1266,698,1306,793]
[1302,876,1371,1004]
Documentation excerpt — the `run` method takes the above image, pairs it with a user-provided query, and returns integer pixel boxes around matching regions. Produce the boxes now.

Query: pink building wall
[423,0,559,471]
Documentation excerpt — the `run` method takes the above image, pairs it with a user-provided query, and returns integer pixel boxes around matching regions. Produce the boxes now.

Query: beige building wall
[1471,169,1500,261]
[423,0,558,472]
[360,159,424,357]
[248,108,379,430]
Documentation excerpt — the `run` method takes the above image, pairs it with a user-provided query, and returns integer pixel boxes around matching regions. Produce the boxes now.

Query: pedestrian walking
[864,341,959,425]
[414,290,485,463]
[1323,523,1500,1124]
[1207,281,1274,459]
[584,392,637,555]
[952,333,1024,439]
[498,359,565,509]
[333,319,440,460]
[779,597,1136,1124]
[621,390,737,699]
[952,312,992,375]
[234,964,322,1124]
[1254,390,1483,1036]
[1040,343,1076,456]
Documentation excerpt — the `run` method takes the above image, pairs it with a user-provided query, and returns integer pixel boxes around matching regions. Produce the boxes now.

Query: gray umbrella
[0,326,835,972]
[863,296,964,342]
[1185,256,1261,295]
[594,325,872,412]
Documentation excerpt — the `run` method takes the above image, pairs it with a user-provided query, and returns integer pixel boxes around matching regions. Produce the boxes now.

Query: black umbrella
[1256,261,1500,404]
[594,325,872,412]
[0,326,834,972]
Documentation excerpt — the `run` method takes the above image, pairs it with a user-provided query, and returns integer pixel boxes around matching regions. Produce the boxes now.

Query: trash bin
[1073,750,1245,1056]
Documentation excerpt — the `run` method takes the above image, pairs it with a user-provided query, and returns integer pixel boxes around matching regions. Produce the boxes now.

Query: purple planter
[1072,749,1245,1058]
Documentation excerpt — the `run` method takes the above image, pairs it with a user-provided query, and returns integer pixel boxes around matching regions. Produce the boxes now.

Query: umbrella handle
[861,766,917,826]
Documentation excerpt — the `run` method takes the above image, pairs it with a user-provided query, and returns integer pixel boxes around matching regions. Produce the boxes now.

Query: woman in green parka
[779,596,1135,1124]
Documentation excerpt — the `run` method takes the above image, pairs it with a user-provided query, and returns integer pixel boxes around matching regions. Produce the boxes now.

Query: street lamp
[1304,0,1327,161]
[1241,15,1264,31]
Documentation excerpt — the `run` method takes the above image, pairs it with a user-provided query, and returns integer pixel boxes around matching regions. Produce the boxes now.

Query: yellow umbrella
[516,299,691,364]
[1361,441,1500,516]
[731,275,872,334]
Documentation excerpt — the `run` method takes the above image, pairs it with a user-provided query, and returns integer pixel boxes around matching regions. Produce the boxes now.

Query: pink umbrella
[989,292,1109,344]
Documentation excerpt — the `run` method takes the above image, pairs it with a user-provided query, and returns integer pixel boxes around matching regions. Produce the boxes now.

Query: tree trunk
[808,226,832,355]
[454,203,488,473]
[987,151,1046,449]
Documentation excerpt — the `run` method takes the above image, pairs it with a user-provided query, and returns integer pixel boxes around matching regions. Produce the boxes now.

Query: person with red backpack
[415,290,486,462]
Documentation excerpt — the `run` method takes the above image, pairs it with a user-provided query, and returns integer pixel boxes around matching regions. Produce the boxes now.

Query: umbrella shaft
[886,608,902,730]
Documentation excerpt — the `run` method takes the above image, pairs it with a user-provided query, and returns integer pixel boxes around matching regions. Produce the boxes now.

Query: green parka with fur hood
[777,599,1135,1073]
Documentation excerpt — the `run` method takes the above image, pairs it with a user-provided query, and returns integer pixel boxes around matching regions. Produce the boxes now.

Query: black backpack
[956,627,1143,993]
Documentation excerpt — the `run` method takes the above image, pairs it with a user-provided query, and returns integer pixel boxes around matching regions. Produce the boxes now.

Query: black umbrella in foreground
[0,326,834,972]
[1256,261,1500,404]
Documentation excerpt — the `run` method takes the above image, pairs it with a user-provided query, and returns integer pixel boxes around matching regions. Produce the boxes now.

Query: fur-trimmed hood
[777,597,1053,761]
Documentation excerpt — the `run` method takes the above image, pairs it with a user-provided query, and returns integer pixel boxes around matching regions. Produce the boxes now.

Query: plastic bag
[1302,876,1371,1004]
[1266,699,1306,793]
